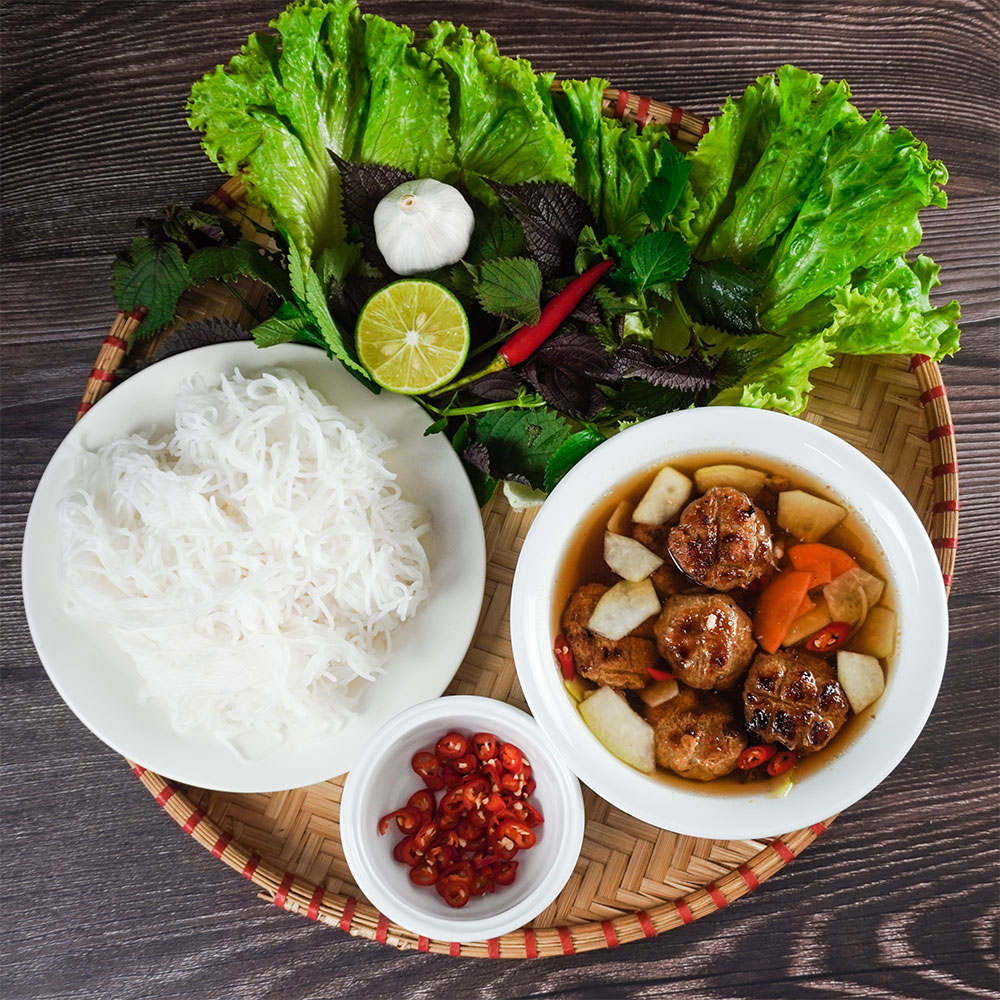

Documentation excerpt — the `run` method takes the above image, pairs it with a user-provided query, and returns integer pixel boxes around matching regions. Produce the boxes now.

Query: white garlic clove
[373,178,475,275]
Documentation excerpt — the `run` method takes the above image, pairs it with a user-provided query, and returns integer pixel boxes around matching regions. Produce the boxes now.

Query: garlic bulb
[373,178,475,275]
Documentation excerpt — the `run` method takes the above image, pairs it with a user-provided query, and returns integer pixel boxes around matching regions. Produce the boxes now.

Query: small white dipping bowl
[511,407,949,841]
[340,695,584,943]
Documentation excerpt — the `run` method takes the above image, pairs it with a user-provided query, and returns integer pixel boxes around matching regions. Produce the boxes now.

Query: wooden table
[3,2,997,996]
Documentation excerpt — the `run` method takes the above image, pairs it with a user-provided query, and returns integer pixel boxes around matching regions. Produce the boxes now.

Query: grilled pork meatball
[561,583,659,689]
[743,650,849,753]
[654,594,756,690]
[668,486,773,591]
[645,686,747,781]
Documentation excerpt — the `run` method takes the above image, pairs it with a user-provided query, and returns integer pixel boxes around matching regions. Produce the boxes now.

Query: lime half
[356,279,470,395]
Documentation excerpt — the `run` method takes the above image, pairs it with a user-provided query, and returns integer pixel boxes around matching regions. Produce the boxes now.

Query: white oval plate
[22,342,486,792]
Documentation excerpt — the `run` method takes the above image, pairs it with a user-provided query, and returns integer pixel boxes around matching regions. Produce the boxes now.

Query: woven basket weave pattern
[83,91,957,957]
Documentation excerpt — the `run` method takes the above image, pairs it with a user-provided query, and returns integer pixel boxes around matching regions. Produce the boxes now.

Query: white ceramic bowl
[511,407,949,840]
[340,695,584,943]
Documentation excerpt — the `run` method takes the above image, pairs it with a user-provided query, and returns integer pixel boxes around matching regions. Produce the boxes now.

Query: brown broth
[552,452,895,797]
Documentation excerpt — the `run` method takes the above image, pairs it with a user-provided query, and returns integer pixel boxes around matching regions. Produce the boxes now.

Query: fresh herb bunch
[112,0,960,505]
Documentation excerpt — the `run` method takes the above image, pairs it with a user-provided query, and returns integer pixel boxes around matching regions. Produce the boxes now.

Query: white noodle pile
[58,368,431,748]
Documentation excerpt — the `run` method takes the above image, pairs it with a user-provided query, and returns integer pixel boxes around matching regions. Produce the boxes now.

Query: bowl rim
[511,406,949,840]
[340,694,585,943]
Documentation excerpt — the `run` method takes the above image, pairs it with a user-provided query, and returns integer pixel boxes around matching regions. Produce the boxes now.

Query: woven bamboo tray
[79,91,958,958]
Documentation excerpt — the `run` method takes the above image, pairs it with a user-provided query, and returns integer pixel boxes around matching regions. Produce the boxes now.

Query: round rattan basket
[78,91,958,958]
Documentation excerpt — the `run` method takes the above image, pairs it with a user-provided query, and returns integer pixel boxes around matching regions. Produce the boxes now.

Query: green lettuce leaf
[761,112,950,327]
[554,78,681,242]
[420,23,576,191]
[711,254,960,413]
[675,64,958,415]
[187,0,453,261]
[686,67,857,262]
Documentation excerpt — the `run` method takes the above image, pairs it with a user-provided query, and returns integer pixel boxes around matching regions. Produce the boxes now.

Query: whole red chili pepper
[431,258,616,394]
[499,259,616,365]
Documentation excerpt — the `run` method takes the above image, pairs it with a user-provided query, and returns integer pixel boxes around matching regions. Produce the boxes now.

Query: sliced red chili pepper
[499,743,524,773]
[457,815,486,841]
[437,879,470,908]
[411,750,439,780]
[435,732,469,760]
[409,861,438,886]
[471,732,499,762]
[463,835,487,854]
[436,809,460,831]
[803,621,852,654]
[511,800,545,827]
[392,837,423,867]
[459,776,489,811]
[646,665,674,681]
[443,829,466,851]
[767,750,798,777]
[438,786,466,815]
[489,833,519,861]
[472,851,501,871]
[440,861,474,884]
[494,860,518,886]
[413,822,440,852]
[483,792,506,813]
[469,871,495,896]
[406,789,436,821]
[441,768,463,789]
[411,751,444,791]
[522,777,536,799]
[426,843,455,870]
[554,634,575,680]
[496,818,536,850]
[377,806,421,836]
[483,760,504,792]
[737,744,778,771]
[450,752,478,775]
[499,772,524,796]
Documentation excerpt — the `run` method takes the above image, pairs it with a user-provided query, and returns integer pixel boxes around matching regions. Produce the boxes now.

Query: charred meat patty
[668,486,773,590]
[645,685,747,781]
[561,583,659,689]
[743,649,849,753]
[654,594,756,690]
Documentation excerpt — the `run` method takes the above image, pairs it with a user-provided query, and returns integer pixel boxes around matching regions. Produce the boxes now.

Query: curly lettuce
[673,66,958,413]
[188,0,453,260]
[554,78,675,242]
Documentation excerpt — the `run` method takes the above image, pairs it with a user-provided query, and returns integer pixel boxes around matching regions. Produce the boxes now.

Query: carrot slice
[794,593,815,617]
[787,544,857,580]
[804,560,833,589]
[754,570,813,653]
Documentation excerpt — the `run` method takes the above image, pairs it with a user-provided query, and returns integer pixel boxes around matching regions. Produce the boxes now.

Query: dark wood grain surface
[2,2,997,997]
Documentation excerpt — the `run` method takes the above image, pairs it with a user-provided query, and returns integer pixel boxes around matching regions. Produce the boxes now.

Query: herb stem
[428,355,509,396]
[465,326,517,363]
[220,279,266,324]
[422,390,546,418]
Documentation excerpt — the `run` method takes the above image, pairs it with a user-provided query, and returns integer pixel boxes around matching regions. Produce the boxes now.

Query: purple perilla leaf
[491,182,594,278]
[610,343,716,391]
[329,153,414,269]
